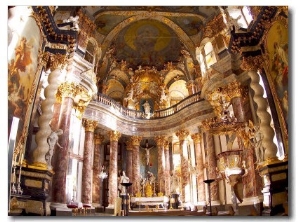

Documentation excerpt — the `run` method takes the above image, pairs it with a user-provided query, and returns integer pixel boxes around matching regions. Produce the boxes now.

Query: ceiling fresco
[113,19,182,70]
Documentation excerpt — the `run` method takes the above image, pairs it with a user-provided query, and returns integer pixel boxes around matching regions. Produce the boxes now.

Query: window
[226,6,253,29]
[84,40,95,64]
[204,42,217,68]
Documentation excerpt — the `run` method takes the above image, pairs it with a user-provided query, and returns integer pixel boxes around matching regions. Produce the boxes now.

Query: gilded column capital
[73,85,93,119]
[109,131,121,142]
[57,82,77,99]
[126,140,133,151]
[191,133,202,144]
[94,133,104,145]
[130,136,142,146]
[176,129,189,141]
[82,119,98,132]
[240,55,264,71]
[48,53,67,71]
[154,136,167,146]
[73,105,85,119]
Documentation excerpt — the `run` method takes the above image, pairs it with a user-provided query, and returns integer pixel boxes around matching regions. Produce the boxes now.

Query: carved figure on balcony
[142,100,152,119]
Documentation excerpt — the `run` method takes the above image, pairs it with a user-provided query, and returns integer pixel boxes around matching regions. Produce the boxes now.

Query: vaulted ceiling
[55,6,223,105]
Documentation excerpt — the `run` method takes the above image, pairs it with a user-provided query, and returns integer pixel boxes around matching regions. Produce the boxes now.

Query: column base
[50,202,72,216]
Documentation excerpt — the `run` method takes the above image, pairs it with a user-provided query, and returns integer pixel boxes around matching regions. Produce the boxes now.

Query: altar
[131,196,169,209]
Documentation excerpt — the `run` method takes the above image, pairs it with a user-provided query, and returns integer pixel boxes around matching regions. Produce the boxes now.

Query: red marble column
[176,129,190,203]
[164,140,171,196]
[52,82,76,204]
[131,136,142,196]
[92,132,104,207]
[204,131,219,202]
[154,136,166,194]
[81,119,98,205]
[191,133,205,204]
[125,140,133,195]
[107,131,121,208]
[231,97,245,122]
[49,102,61,130]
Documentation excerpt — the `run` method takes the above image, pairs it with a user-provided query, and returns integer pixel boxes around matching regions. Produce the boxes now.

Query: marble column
[131,136,142,196]
[191,133,206,205]
[125,140,133,195]
[186,80,196,95]
[228,81,246,122]
[176,129,190,204]
[154,136,166,194]
[92,132,104,208]
[107,131,121,208]
[32,53,66,169]
[241,56,278,162]
[204,131,219,203]
[248,70,278,161]
[164,140,171,196]
[51,82,76,205]
[81,119,98,205]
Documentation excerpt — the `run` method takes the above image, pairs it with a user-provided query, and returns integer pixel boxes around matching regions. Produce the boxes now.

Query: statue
[147,171,156,185]
[170,170,180,194]
[45,129,63,169]
[118,170,130,194]
[141,139,154,165]
[142,100,151,113]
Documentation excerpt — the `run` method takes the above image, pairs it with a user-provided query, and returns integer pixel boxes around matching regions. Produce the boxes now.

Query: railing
[93,91,203,119]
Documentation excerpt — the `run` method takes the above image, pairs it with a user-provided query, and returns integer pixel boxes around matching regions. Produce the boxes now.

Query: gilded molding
[176,129,189,141]
[77,9,96,48]
[126,140,133,151]
[191,133,202,143]
[25,179,43,188]
[26,200,44,216]
[240,55,264,71]
[202,14,226,40]
[20,169,53,181]
[94,133,104,145]
[109,131,122,142]
[48,53,67,71]
[130,136,142,146]
[154,135,167,146]
[73,104,85,119]
[82,119,98,132]
[57,82,77,99]
[28,162,48,171]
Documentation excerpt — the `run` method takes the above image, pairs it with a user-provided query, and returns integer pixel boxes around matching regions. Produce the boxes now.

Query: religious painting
[8,15,42,154]
[264,19,288,134]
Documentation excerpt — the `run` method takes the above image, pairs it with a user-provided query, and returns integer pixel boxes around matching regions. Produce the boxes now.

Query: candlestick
[159,180,161,192]
[19,153,24,165]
